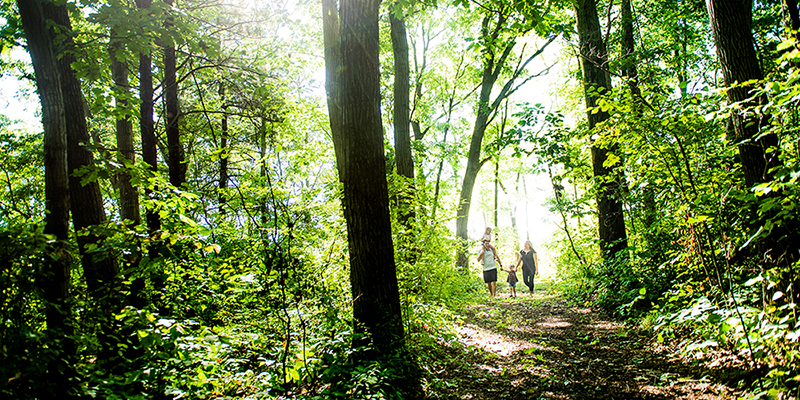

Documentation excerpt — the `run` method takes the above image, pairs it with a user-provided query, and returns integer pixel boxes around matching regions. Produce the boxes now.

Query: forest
[1,0,799,398]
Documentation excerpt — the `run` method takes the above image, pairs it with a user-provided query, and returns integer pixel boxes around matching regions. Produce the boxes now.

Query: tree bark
[324,2,416,389]
[706,0,779,187]
[390,8,416,229]
[322,0,343,172]
[390,10,414,182]
[575,0,628,260]
[164,0,185,188]
[135,0,162,309]
[44,0,119,294]
[17,0,74,385]
[137,0,159,237]
[110,30,140,226]
[620,0,640,101]
[708,0,797,304]
[219,83,229,212]
[783,0,800,44]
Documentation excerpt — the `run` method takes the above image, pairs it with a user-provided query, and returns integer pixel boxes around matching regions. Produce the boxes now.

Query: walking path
[427,284,749,399]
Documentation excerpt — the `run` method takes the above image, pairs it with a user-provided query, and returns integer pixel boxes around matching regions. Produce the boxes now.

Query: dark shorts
[483,268,497,283]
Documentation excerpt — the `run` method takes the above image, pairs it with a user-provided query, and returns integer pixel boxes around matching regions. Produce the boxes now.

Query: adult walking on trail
[516,240,538,294]
[477,238,502,298]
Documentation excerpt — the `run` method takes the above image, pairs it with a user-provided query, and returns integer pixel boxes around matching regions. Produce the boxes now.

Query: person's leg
[489,281,497,297]
[523,270,533,293]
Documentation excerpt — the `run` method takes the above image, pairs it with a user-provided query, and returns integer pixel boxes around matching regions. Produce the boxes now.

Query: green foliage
[0,225,55,398]
[5,0,800,397]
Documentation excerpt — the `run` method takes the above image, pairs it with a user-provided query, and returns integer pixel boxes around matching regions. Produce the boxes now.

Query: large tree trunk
[42,0,122,373]
[339,0,403,352]
[324,0,418,392]
[164,0,185,188]
[575,0,628,260]
[707,0,798,304]
[706,0,779,188]
[17,0,74,387]
[44,1,119,295]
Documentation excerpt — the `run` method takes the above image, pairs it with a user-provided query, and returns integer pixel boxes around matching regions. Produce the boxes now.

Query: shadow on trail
[427,284,750,399]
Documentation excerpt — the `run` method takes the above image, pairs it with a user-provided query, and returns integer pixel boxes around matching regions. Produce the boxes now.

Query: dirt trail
[428,284,747,399]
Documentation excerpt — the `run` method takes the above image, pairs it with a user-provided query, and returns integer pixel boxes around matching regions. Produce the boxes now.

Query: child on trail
[500,263,519,298]
[480,227,498,255]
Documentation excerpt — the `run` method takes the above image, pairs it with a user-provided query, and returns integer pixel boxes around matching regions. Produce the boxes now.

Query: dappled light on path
[426,285,746,399]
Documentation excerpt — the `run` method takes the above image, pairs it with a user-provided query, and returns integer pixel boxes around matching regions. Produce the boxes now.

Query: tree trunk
[324,0,419,391]
[164,0,185,188]
[452,11,556,268]
[259,119,269,249]
[783,0,800,44]
[620,0,640,101]
[575,0,628,260]
[390,11,414,182]
[17,0,74,387]
[44,1,119,295]
[390,8,416,228]
[219,83,229,213]
[136,0,162,309]
[137,0,159,237]
[706,0,779,188]
[110,25,145,310]
[322,0,343,172]
[708,0,798,304]
[110,31,140,226]
[454,15,514,268]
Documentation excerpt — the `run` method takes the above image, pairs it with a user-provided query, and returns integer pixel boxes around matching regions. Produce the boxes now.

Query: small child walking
[501,263,519,298]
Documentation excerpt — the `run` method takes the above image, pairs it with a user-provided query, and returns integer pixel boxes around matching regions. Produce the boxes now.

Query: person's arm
[515,251,522,268]
[477,248,485,263]
[533,252,539,274]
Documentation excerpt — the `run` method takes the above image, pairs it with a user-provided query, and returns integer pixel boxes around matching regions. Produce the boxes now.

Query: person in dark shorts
[477,239,502,298]
[516,240,538,294]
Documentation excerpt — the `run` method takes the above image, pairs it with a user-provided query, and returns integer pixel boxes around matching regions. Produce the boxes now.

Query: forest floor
[425,282,753,400]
